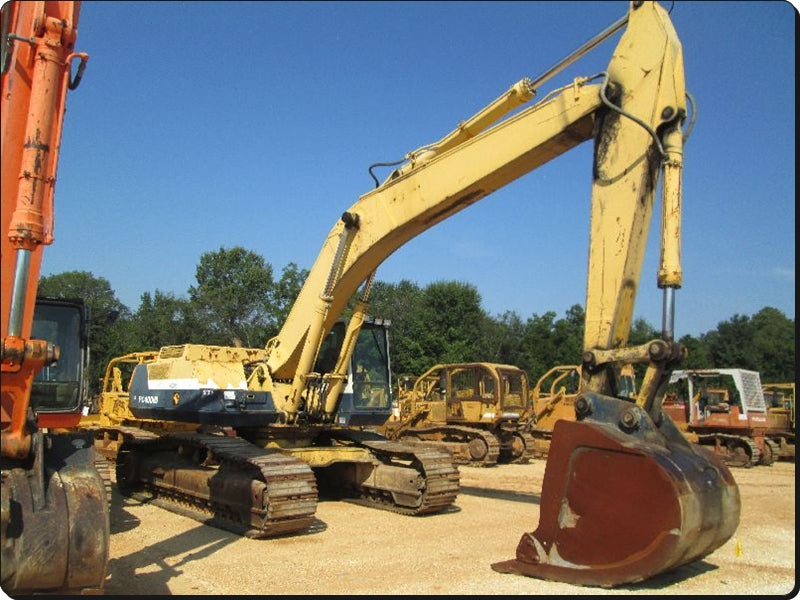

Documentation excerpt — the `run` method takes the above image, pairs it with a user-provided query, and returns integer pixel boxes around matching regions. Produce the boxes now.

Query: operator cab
[30,297,89,415]
[319,317,393,427]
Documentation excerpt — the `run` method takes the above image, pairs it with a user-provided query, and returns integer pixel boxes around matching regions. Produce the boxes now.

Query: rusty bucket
[1,432,109,594]
[492,392,741,588]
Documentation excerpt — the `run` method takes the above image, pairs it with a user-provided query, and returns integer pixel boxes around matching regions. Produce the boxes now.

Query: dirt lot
[99,459,795,596]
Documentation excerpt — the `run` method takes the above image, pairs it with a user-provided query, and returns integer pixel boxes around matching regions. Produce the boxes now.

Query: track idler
[492,392,741,587]
[1,432,109,594]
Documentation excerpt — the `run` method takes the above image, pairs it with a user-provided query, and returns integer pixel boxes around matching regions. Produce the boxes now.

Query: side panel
[127,364,281,427]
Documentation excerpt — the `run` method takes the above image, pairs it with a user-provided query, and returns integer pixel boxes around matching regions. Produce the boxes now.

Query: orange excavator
[1,1,108,595]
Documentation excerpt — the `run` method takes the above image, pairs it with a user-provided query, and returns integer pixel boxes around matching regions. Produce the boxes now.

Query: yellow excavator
[84,1,739,587]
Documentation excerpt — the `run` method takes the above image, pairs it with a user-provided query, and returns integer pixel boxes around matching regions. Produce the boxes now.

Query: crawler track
[393,425,501,466]
[696,433,761,468]
[322,429,461,514]
[503,430,538,464]
[759,438,780,465]
[114,431,318,538]
[88,424,458,535]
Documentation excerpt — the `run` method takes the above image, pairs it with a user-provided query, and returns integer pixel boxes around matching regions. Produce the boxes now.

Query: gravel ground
[98,459,795,596]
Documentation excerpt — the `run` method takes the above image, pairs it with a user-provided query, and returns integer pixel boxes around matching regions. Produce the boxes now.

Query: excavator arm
[268,1,682,413]
[268,83,597,383]
[1,0,88,456]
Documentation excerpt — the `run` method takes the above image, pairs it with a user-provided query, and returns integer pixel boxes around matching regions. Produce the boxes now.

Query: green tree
[188,247,274,347]
[518,310,559,381]
[629,317,658,346]
[270,262,309,337]
[705,314,753,369]
[552,304,585,364]
[750,308,795,382]
[130,291,202,349]
[516,305,586,382]
[368,279,425,376]
[670,307,794,383]
[414,280,489,366]
[679,333,713,369]
[369,279,491,377]
[483,310,526,366]
[698,308,794,382]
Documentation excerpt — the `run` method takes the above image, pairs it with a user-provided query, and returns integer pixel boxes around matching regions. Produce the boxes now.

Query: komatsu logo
[135,395,159,404]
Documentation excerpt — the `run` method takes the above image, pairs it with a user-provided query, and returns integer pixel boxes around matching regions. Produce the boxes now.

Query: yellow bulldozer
[522,364,637,458]
[380,362,535,466]
[762,382,795,461]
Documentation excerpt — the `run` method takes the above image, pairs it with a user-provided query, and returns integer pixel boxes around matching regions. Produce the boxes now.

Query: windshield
[351,322,391,410]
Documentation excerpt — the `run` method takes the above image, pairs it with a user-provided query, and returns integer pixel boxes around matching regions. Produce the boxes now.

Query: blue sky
[43,1,795,337]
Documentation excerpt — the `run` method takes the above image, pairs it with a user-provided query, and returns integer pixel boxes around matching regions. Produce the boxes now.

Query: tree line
[37,246,796,396]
